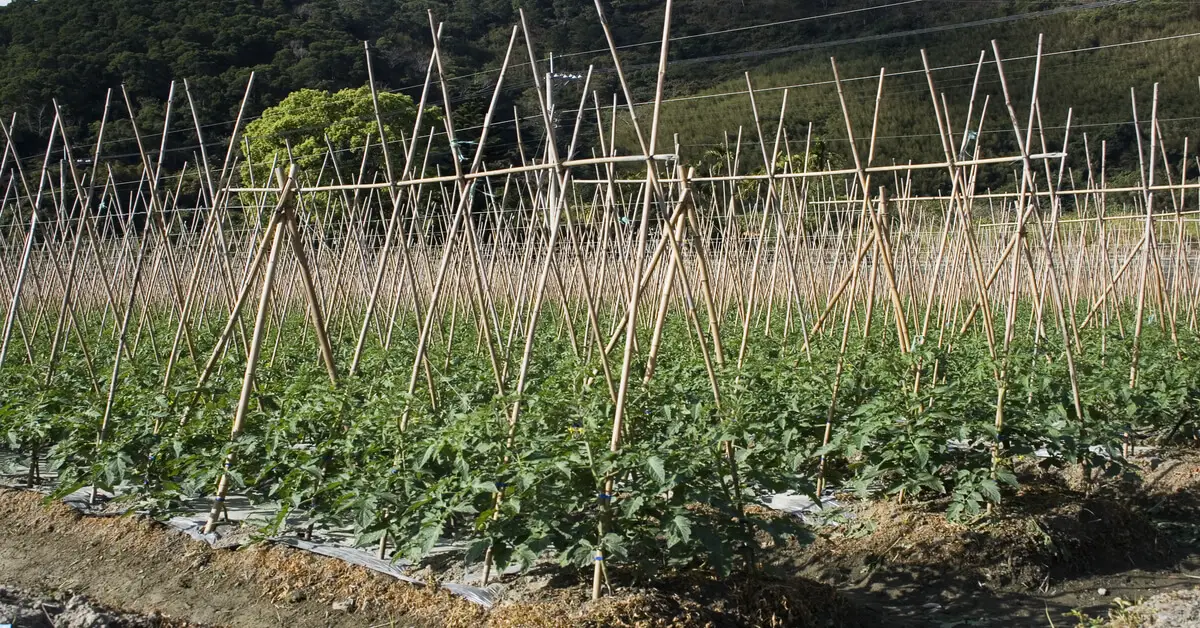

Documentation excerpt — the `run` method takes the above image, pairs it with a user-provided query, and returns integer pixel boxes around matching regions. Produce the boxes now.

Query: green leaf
[645,455,666,484]
[977,479,1001,503]
[667,514,692,548]
[995,469,1019,487]
[464,538,491,565]
[601,533,628,559]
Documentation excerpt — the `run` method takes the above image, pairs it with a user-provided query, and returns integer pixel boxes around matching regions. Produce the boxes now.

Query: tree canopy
[242,85,425,174]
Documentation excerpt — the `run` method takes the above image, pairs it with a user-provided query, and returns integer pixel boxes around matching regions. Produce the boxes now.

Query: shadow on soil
[776,461,1200,627]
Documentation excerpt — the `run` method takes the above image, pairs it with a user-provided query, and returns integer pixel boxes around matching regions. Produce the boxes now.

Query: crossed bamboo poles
[0,3,1198,600]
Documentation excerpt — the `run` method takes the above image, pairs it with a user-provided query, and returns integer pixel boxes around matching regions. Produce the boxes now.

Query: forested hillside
[0,0,1196,183]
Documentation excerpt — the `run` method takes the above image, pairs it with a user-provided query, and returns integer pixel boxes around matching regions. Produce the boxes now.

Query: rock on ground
[1124,586,1200,627]
[0,586,169,628]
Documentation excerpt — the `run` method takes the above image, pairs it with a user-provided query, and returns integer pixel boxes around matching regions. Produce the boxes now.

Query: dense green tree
[242,85,422,174]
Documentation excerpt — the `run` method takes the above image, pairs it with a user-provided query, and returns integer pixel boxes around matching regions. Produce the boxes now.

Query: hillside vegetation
[0,0,1195,180]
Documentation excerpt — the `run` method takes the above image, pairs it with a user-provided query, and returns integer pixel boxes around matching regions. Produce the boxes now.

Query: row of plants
[2,304,1198,581]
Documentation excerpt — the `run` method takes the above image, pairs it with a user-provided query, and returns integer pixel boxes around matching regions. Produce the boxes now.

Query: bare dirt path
[0,489,476,628]
[4,452,1200,627]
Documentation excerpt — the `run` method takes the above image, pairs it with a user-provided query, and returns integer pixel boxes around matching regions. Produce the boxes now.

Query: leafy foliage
[3,302,1199,582]
[241,85,426,176]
